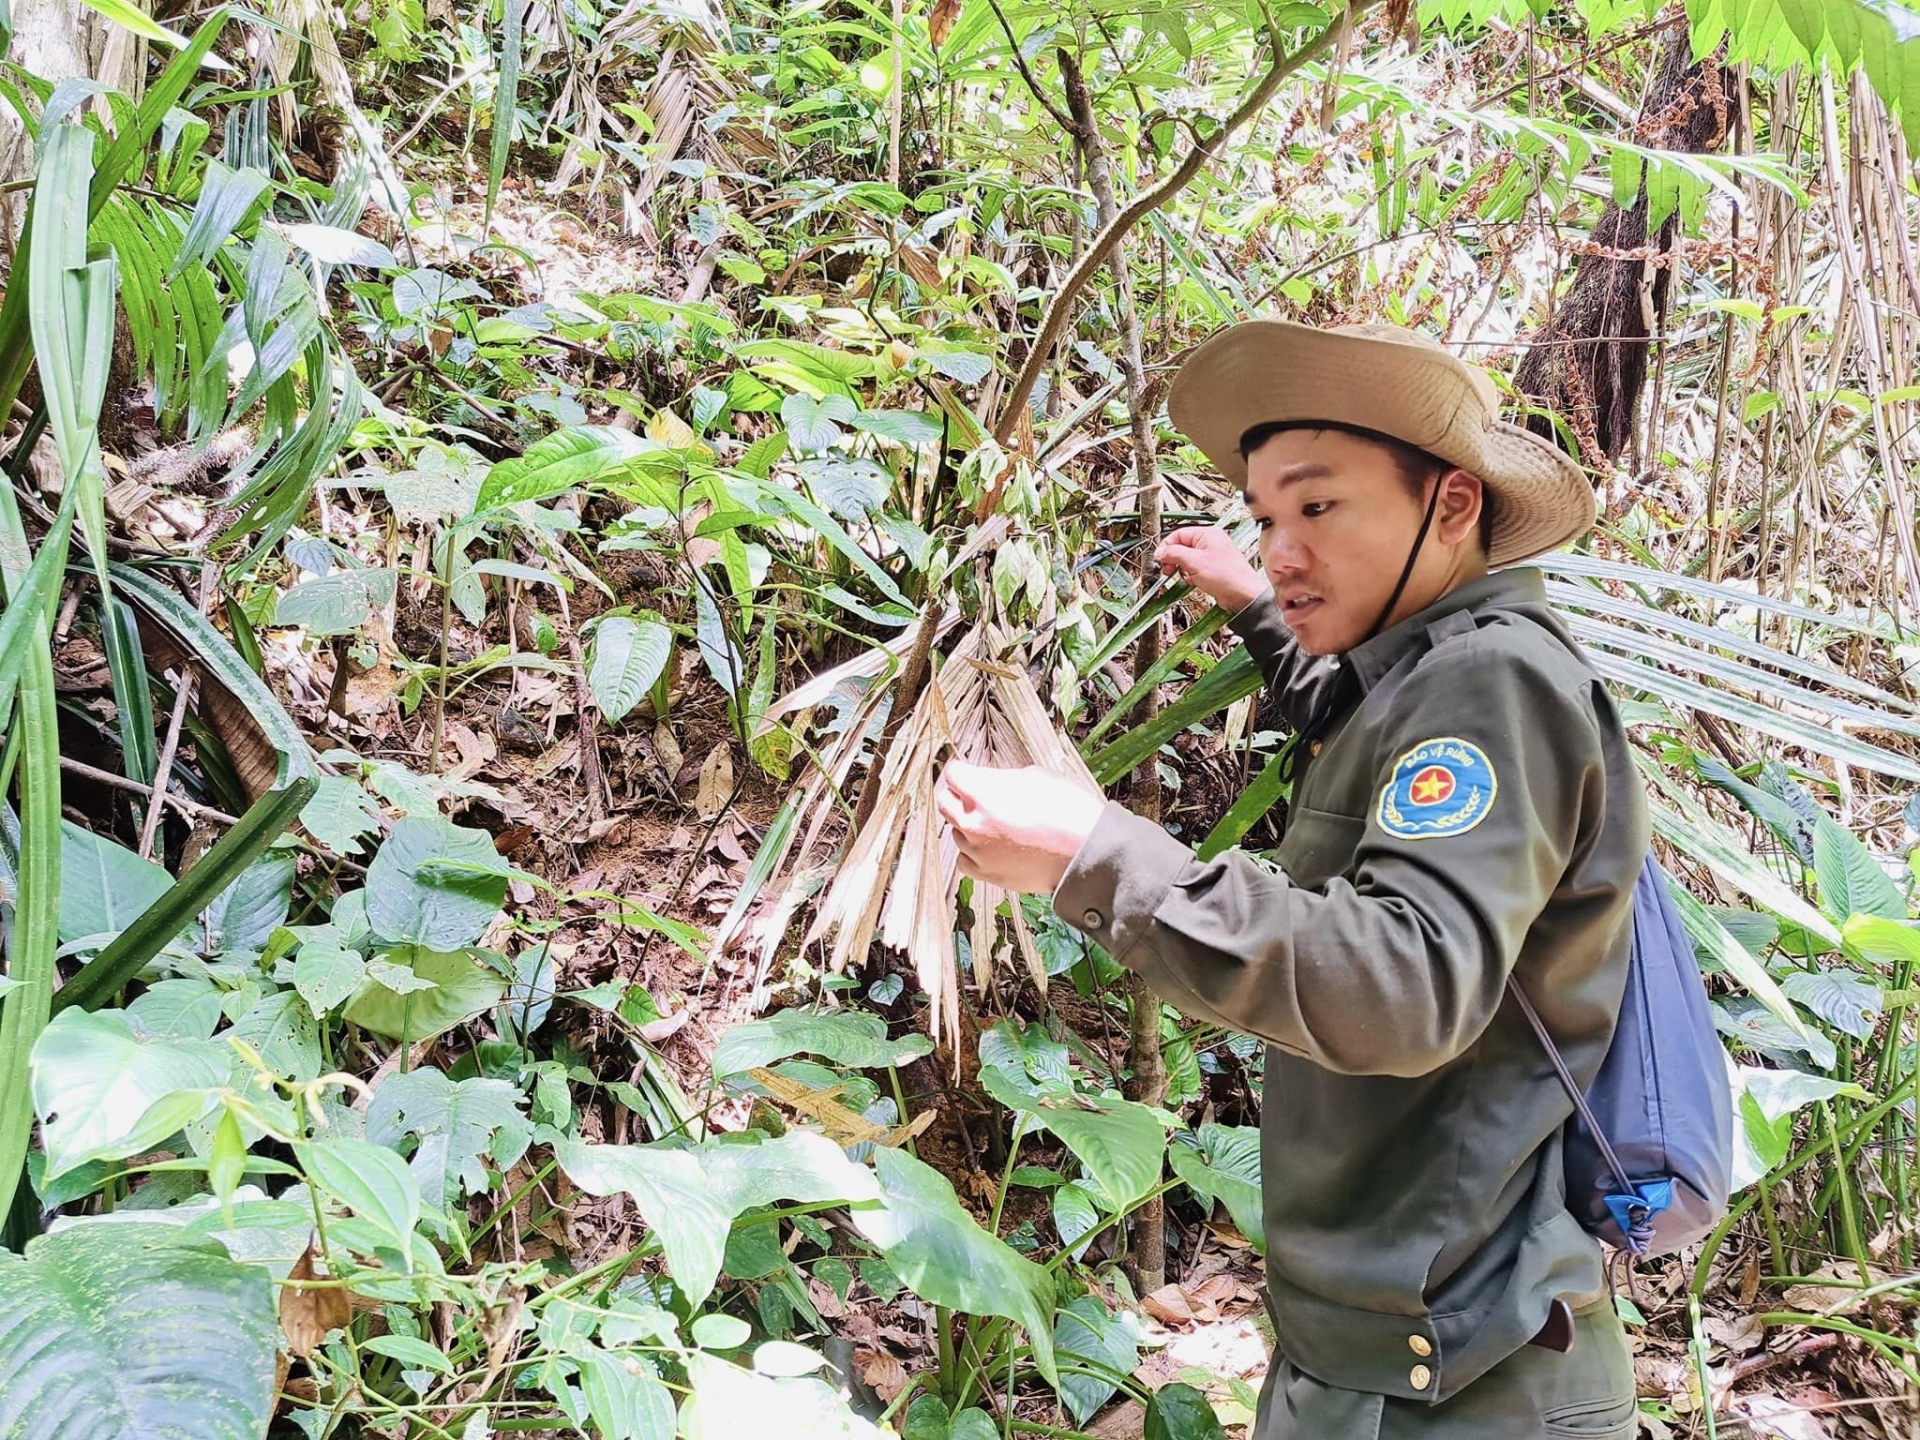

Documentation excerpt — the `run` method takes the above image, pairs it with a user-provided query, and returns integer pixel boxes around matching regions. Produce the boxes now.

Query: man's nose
[1263,529,1307,576]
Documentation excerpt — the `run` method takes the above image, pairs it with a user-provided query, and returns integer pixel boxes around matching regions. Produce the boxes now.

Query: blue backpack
[1509,855,1734,1256]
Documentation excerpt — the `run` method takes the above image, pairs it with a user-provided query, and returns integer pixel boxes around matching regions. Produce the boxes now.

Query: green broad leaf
[851,409,943,446]
[1710,907,1781,958]
[280,222,398,268]
[124,980,221,1044]
[1812,816,1905,922]
[201,849,294,953]
[1146,1382,1228,1440]
[576,1346,677,1440]
[477,426,667,513]
[296,1137,423,1265]
[1167,1124,1264,1252]
[1842,914,1920,971]
[58,821,172,942]
[691,1313,751,1350]
[0,1224,277,1439]
[1609,146,1643,207]
[800,457,892,519]
[679,1353,892,1440]
[273,568,396,637]
[745,479,912,610]
[979,1069,1166,1214]
[903,1394,950,1440]
[950,1411,998,1440]
[978,1020,1072,1088]
[1645,797,1839,949]
[587,612,672,723]
[364,1334,454,1372]
[229,990,323,1081]
[30,1008,229,1178]
[753,1341,829,1377]
[712,1009,934,1075]
[365,815,509,950]
[780,392,858,451]
[1666,880,1814,1045]
[919,348,993,385]
[554,1139,734,1305]
[1715,996,1835,1069]
[1779,968,1882,1041]
[1054,1295,1139,1425]
[697,1131,883,1213]
[288,940,366,1015]
[1730,1063,1867,1191]
[1052,1182,1100,1260]
[1010,1165,1066,1189]
[391,268,487,318]
[343,945,506,1041]
[366,1067,532,1210]
[365,957,439,995]
[853,1148,1058,1384]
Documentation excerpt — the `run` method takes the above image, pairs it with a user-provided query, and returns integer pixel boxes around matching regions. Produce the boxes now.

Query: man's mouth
[1279,593,1323,622]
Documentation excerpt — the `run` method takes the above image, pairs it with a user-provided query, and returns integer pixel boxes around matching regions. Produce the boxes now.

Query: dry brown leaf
[280,1241,351,1358]
[1704,1312,1767,1356]
[1142,1284,1197,1327]
[927,0,961,49]
[807,1277,848,1319]
[695,743,734,819]
[748,1066,890,1146]
[857,1347,909,1400]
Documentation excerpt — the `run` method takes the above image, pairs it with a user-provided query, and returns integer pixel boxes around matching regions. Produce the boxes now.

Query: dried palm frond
[744,620,1096,1053]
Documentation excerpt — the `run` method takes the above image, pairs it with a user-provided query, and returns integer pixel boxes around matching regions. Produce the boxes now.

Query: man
[935,321,1650,1436]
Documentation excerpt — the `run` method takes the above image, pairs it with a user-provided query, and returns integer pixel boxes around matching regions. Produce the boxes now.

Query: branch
[990,2,1381,447]
[985,0,1077,135]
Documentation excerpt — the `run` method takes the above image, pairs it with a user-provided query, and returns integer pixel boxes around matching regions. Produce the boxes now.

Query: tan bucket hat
[1167,320,1596,568]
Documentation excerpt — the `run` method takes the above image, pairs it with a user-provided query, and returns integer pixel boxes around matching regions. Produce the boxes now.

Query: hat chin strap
[1360,472,1445,647]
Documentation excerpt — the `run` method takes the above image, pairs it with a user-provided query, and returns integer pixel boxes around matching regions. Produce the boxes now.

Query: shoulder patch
[1376,737,1498,840]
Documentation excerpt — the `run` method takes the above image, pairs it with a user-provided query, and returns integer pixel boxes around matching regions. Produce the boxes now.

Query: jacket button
[1082,909,1104,929]
[1410,1364,1432,1390]
[1408,1335,1432,1357]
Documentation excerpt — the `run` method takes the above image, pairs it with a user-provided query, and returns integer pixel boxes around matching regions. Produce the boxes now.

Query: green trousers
[1254,1297,1637,1438]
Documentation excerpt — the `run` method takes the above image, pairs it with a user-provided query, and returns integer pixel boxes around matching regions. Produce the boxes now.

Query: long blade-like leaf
[53,778,316,1015]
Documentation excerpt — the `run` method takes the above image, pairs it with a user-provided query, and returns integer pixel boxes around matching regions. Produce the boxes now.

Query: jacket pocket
[1275,805,1366,888]
[1541,1395,1637,1437]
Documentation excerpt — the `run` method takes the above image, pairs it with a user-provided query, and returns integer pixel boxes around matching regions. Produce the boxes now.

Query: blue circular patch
[1376,737,1498,841]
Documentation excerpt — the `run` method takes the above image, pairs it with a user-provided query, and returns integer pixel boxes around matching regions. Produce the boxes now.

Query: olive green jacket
[1053,568,1650,1404]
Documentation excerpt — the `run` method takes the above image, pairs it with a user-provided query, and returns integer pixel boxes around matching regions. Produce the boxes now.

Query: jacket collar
[1341,567,1546,693]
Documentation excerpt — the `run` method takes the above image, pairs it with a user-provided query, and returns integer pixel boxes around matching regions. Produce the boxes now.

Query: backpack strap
[1506,978,1642,1207]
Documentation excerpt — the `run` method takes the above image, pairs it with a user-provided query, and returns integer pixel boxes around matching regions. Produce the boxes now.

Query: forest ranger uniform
[1051,323,1652,1437]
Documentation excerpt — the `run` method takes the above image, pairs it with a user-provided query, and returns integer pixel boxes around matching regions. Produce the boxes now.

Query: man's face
[1243,428,1436,656]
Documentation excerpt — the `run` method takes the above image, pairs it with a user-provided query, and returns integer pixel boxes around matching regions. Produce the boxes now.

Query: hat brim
[1167,320,1595,568]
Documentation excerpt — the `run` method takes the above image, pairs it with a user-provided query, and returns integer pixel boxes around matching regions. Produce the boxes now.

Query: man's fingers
[934,780,971,830]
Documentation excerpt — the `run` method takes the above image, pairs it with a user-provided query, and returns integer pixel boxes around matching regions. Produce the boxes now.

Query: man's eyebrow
[1245,462,1336,496]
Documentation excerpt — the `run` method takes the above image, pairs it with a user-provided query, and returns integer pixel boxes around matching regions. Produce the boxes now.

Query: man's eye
[1302,501,1334,518]
[1253,516,1273,531]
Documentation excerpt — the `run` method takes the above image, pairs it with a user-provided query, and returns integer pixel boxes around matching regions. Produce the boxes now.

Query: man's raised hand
[1154,527,1268,612]
[934,759,1106,895]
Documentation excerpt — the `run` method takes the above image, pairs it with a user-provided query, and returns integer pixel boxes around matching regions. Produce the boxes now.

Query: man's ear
[1432,469,1485,546]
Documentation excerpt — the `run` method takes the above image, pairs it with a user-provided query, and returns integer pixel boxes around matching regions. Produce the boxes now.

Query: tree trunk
[1059,47,1169,1297]
[0,0,137,241]
[1513,29,1732,466]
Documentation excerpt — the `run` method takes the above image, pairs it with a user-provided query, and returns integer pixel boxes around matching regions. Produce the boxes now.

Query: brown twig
[989,3,1376,450]
[61,757,238,827]
[139,668,198,860]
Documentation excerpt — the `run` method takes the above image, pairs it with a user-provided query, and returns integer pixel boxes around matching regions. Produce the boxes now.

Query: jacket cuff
[1051,801,1194,970]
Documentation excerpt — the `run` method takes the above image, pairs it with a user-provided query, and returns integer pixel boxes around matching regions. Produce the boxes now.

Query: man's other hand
[1155,527,1267,612]
[935,759,1105,895]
